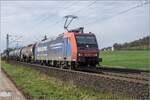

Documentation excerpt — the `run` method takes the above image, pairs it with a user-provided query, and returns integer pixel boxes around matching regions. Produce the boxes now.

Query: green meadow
[1,61,132,100]
[100,50,149,70]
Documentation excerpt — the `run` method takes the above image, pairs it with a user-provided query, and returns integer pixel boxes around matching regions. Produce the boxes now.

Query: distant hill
[102,36,150,51]
[113,36,150,50]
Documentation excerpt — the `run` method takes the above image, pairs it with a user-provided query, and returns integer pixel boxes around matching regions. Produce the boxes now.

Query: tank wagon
[1,52,7,60]
[9,50,16,59]
[21,44,36,62]
[15,48,22,61]
[5,48,21,60]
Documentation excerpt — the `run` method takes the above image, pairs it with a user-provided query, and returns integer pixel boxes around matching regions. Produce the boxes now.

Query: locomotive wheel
[61,61,67,69]
[72,62,78,70]
[69,65,74,70]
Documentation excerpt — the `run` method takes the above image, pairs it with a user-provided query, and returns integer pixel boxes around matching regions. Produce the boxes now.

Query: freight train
[1,27,102,69]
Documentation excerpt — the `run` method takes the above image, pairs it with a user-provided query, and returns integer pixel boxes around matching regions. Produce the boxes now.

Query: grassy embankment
[1,61,130,100]
[100,50,149,70]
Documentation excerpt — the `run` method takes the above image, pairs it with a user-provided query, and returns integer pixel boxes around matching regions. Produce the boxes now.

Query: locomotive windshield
[76,35,98,47]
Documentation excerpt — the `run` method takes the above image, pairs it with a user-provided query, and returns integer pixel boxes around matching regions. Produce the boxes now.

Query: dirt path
[0,69,26,100]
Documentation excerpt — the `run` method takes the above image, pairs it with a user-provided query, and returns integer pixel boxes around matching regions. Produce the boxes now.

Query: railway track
[13,61,149,84]
[77,67,149,82]
[10,60,149,83]
[4,60,150,99]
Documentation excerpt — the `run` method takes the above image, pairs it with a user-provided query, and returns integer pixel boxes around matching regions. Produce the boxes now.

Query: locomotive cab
[75,33,100,66]
[65,27,102,67]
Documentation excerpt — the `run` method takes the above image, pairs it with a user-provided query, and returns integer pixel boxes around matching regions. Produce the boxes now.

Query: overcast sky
[0,0,149,52]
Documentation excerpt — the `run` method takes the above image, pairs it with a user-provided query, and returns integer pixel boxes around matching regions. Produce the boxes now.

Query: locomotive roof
[36,31,95,45]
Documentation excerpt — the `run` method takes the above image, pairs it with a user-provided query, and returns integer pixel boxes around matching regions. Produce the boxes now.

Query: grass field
[100,50,149,70]
[1,61,131,100]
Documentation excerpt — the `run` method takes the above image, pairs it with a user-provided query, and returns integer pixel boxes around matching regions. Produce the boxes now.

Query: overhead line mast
[6,34,11,60]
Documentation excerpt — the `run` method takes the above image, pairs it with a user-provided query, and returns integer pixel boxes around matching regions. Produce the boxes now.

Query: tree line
[113,36,150,50]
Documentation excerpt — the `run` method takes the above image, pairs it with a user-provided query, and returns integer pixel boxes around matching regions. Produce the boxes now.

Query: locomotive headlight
[94,53,98,56]
[78,53,84,56]
[78,53,81,56]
